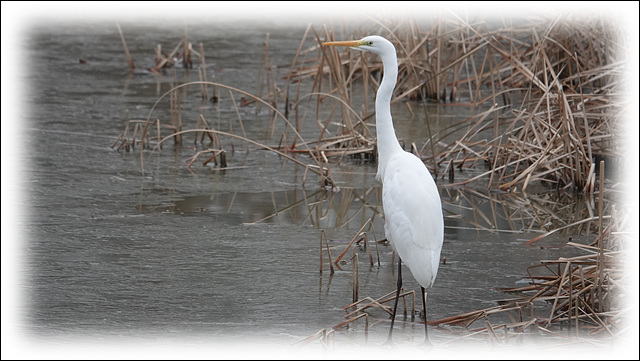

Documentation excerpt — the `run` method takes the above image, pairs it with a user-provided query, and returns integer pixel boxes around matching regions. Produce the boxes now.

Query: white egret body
[324,36,444,344]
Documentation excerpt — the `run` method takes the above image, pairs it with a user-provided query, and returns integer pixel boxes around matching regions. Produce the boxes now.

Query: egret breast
[381,151,444,288]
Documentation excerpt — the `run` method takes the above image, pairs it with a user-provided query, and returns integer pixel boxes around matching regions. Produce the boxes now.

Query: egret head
[323,35,394,57]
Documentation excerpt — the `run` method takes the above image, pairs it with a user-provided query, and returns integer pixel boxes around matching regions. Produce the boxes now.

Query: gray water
[6,17,627,358]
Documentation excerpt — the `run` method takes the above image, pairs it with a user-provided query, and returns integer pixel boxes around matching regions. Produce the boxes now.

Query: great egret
[324,36,444,344]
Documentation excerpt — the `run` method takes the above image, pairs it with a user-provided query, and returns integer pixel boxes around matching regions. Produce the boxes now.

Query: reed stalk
[116,23,135,70]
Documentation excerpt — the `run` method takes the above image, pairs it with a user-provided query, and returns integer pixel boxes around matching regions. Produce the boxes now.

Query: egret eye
[366,41,374,46]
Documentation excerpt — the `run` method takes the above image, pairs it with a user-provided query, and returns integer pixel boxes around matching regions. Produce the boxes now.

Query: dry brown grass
[284,15,625,192]
[114,15,626,193]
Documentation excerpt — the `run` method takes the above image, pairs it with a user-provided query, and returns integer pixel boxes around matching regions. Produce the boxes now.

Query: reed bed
[284,15,625,192]
[114,15,625,194]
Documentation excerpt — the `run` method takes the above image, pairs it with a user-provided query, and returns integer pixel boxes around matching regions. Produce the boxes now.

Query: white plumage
[382,151,443,288]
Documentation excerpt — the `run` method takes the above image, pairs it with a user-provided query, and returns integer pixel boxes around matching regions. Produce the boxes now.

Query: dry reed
[114,15,625,194]
[284,15,625,193]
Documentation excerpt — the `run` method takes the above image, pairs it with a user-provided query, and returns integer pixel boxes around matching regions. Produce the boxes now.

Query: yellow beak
[323,40,363,47]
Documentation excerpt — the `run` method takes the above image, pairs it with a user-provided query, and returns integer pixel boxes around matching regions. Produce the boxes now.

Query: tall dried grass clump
[286,15,625,192]
[475,19,624,192]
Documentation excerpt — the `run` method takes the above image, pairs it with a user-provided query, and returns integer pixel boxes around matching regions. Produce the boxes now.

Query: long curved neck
[376,48,403,178]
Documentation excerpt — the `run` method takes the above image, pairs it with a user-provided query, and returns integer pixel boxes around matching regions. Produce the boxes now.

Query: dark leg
[421,286,431,345]
[386,257,402,344]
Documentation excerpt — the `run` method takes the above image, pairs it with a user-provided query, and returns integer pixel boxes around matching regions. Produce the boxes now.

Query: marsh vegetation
[64,11,633,350]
